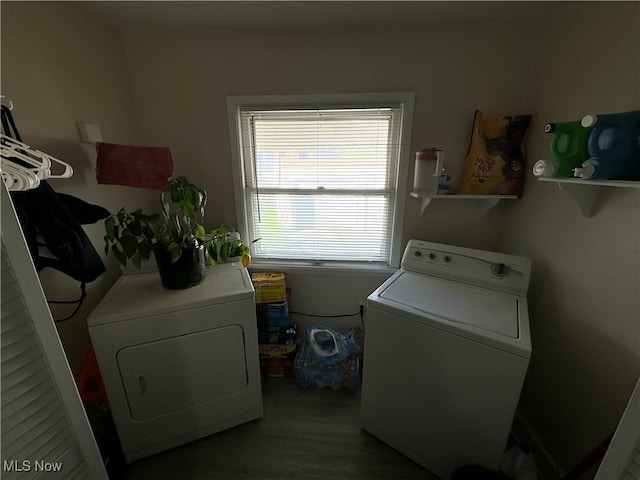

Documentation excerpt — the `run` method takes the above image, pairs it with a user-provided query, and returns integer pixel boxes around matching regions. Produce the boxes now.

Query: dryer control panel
[401,239,531,296]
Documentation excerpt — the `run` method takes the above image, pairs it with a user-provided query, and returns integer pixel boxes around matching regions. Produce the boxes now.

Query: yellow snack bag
[457,110,532,197]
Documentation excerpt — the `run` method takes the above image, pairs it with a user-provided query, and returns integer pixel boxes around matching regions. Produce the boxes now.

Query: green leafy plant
[207,224,251,264]
[103,208,159,268]
[155,175,208,264]
[104,176,250,268]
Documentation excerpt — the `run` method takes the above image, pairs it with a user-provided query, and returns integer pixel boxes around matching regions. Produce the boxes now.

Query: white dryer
[361,240,532,479]
[88,262,263,463]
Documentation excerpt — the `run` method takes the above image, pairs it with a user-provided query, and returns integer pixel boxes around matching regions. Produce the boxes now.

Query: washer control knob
[491,262,510,277]
[414,250,422,257]
[443,255,452,264]
[428,252,436,260]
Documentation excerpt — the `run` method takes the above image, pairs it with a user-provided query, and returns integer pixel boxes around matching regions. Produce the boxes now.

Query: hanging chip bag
[457,110,532,197]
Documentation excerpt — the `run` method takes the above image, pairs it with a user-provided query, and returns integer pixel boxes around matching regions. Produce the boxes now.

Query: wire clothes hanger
[1,134,73,178]
[1,96,88,322]
[0,97,73,191]
[0,158,41,191]
[1,94,14,111]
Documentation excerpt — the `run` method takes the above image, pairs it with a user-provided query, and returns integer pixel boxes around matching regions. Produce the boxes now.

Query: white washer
[361,240,532,479]
[87,262,263,463]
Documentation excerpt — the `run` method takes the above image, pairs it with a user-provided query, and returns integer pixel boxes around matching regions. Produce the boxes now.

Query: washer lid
[378,271,519,338]
[88,262,254,326]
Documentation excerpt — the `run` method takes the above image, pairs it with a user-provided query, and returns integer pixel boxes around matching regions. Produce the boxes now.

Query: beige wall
[498,2,640,474]
[0,2,156,372]
[1,1,638,477]
[120,24,535,245]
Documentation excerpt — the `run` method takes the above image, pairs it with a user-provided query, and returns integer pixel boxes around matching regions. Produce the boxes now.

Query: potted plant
[103,176,251,289]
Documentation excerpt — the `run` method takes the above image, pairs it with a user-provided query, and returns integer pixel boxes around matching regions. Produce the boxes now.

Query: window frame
[227,92,415,270]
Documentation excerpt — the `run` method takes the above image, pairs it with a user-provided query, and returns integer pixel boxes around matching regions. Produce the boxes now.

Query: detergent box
[258,323,298,345]
[265,301,289,327]
[251,272,286,304]
[256,288,291,329]
[259,343,297,378]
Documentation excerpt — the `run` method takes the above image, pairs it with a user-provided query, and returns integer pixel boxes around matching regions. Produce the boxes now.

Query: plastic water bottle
[500,443,538,480]
[437,164,456,194]
[574,110,640,180]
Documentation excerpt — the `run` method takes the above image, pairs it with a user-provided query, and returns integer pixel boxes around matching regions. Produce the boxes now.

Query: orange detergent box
[251,272,286,303]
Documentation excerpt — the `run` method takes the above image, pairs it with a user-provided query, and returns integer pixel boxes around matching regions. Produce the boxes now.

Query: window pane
[241,110,397,190]
[248,193,390,261]
[237,103,404,263]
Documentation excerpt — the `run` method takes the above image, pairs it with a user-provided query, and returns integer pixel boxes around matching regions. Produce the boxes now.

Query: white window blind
[237,104,404,263]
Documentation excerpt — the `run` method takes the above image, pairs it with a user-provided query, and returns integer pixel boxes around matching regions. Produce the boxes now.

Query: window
[227,92,414,268]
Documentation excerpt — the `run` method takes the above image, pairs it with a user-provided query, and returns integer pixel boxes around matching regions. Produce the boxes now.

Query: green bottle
[533,121,592,178]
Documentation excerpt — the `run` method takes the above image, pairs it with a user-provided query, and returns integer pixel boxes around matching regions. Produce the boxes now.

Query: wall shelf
[410,190,518,215]
[537,177,640,217]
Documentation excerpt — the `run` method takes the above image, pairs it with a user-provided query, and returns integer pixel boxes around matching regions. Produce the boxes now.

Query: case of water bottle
[294,341,360,393]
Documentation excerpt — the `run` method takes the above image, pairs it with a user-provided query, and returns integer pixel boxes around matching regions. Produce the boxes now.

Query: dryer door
[117,325,247,421]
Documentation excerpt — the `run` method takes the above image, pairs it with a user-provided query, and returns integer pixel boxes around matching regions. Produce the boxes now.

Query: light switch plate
[78,123,103,144]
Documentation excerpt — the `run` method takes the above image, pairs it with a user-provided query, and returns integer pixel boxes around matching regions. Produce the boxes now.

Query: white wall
[499,2,640,475]
[0,2,156,372]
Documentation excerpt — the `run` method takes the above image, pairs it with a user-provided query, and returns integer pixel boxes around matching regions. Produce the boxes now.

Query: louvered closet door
[1,183,107,480]
[595,376,640,480]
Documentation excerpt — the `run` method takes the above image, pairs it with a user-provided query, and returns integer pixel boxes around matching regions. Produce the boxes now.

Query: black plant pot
[153,244,206,290]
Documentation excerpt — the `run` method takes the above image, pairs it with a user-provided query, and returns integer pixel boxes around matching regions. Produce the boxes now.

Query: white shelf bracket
[410,191,515,215]
[538,177,640,218]
[419,197,433,215]
[478,197,502,216]
[556,182,600,218]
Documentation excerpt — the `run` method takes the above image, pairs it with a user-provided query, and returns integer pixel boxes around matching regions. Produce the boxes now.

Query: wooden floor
[122,378,438,480]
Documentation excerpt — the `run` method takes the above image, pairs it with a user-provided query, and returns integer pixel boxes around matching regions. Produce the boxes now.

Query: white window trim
[227,92,415,270]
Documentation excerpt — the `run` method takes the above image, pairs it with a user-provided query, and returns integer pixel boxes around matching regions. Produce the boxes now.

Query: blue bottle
[574,110,640,180]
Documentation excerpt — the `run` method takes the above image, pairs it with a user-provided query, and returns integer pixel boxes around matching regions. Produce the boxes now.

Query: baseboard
[512,411,566,480]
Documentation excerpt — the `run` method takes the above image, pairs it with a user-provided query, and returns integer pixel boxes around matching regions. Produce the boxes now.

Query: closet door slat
[1,166,105,480]
[0,250,93,479]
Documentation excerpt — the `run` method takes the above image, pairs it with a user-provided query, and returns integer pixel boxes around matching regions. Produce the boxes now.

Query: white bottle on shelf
[413,148,444,194]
